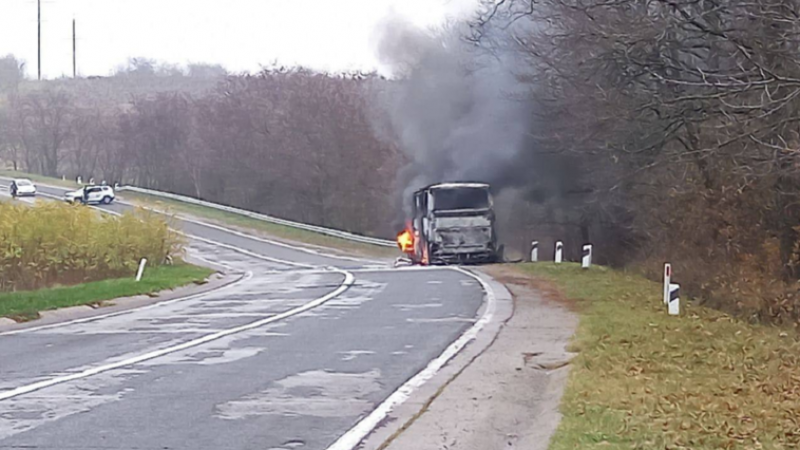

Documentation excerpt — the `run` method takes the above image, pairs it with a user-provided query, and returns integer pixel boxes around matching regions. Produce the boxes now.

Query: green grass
[0,263,214,321]
[0,169,80,189]
[514,263,800,450]
[121,191,399,259]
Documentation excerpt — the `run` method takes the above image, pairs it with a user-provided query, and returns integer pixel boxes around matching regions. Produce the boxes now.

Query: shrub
[0,202,183,291]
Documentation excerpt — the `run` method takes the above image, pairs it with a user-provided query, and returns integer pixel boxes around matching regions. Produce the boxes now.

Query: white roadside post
[135,258,148,282]
[663,263,672,306]
[77,176,82,185]
[582,244,592,269]
[554,241,563,264]
[531,241,539,262]
[668,283,680,315]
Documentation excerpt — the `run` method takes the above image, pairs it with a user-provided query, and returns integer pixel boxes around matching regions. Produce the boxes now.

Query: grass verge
[120,191,399,259]
[0,263,214,322]
[0,169,80,189]
[514,263,800,450]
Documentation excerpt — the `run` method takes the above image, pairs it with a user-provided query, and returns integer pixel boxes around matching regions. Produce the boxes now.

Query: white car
[65,185,116,205]
[10,179,37,197]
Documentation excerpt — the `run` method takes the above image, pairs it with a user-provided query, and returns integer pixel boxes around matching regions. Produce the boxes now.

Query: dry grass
[0,202,183,291]
[514,263,800,450]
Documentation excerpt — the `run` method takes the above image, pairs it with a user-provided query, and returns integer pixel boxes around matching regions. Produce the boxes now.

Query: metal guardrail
[117,186,397,248]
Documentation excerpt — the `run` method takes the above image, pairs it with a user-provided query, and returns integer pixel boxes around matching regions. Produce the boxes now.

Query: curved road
[0,182,488,450]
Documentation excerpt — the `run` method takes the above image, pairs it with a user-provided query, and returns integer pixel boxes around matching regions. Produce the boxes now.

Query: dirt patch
[484,264,579,312]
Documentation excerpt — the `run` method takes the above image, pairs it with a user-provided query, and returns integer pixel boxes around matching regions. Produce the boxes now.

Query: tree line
[0,57,402,237]
[477,0,800,322]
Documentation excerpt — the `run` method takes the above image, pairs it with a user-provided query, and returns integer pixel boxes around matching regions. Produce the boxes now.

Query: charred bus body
[405,183,502,265]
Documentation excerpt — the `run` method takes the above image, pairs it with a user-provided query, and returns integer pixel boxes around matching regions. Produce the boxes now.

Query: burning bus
[397,182,502,265]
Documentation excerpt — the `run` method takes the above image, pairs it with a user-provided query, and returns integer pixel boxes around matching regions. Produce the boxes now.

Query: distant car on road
[10,179,37,198]
[64,185,116,205]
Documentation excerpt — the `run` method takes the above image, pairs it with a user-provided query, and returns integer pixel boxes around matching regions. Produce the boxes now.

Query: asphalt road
[0,182,488,450]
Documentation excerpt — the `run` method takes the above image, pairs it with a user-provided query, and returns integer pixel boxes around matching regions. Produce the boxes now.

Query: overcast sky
[0,0,480,78]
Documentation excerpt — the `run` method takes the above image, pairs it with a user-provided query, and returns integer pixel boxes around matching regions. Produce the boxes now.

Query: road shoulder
[377,265,578,450]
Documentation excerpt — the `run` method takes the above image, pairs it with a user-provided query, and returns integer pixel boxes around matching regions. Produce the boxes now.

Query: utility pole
[72,18,76,78]
[37,0,41,80]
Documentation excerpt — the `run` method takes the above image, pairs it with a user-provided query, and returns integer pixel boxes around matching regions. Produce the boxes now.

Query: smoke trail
[371,5,594,259]
[372,14,532,217]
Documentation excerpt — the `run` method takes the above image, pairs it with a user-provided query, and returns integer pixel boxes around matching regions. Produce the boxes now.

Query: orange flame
[397,227,414,253]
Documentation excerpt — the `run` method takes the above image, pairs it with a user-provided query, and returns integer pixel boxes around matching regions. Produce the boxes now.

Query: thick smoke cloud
[372,15,533,216]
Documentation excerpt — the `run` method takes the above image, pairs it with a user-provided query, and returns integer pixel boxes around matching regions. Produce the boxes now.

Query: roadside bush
[630,181,800,326]
[0,202,183,291]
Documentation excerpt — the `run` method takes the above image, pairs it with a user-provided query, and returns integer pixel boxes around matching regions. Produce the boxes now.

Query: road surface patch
[215,369,382,419]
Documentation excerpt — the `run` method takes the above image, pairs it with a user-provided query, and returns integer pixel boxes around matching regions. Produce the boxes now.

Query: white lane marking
[0,271,355,402]
[13,189,66,203]
[17,182,389,269]
[258,269,338,275]
[107,193,384,266]
[348,266,452,273]
[0,232,355,336]
[186,250,237,271]
[9,181,485,446]
[21,180,388,266]
[85,198,378,271]
[77,202,311,271]
[36,192,62,201]
[0,272,253,337]
[183,232,314,269]
[170,214,383,265]
[63,200,322,269]
[325,267,496,450]
[0,193,351,335]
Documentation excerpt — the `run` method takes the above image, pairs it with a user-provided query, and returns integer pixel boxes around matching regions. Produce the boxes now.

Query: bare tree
[13,89,73,176]
[470,0,800,320]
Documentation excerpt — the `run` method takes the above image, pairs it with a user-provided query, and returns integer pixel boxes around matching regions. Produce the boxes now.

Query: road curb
[0,271,244,334]
[352,268,515,450]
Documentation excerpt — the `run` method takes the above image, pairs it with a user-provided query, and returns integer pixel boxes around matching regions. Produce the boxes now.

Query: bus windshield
[432,187,490,211]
